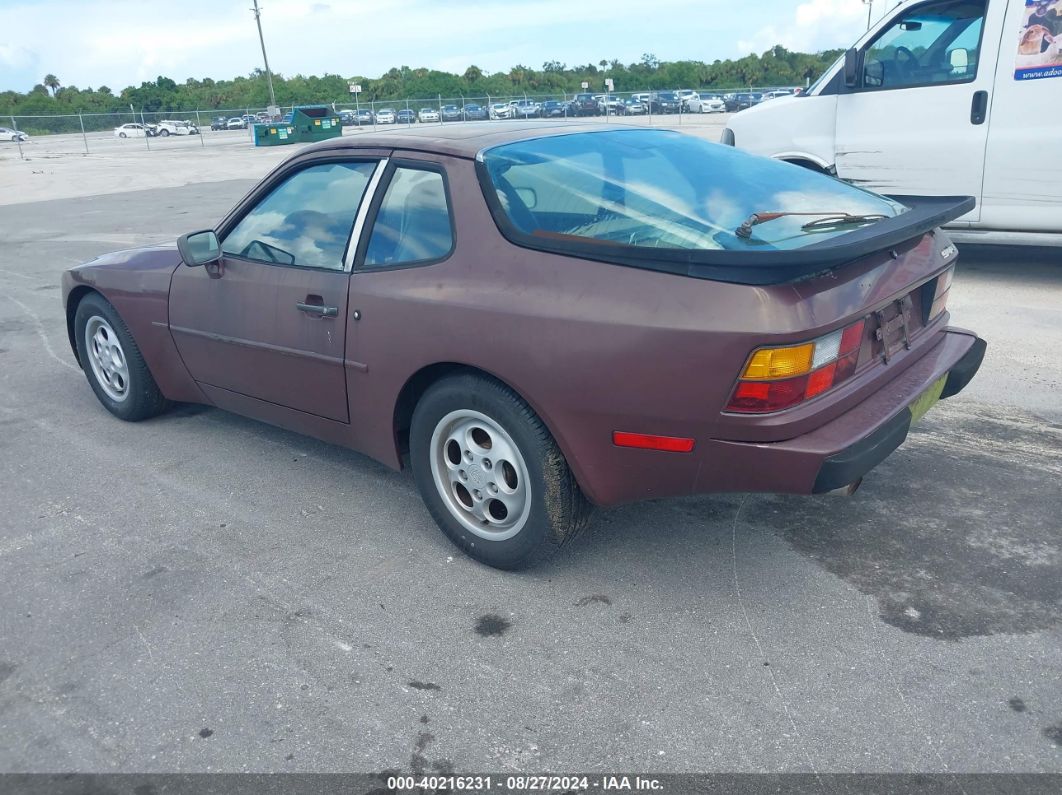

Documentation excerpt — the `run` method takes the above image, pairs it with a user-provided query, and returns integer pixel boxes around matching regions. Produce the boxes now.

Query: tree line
[2,46,842,120]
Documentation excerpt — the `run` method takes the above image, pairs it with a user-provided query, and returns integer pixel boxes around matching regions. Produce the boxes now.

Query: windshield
[478,129,905,253]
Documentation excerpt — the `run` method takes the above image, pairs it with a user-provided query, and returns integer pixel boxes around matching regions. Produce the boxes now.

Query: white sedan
[114,123,151,138]
[417,108,440,122]
[688,95,726,113]
[0,126,28,142]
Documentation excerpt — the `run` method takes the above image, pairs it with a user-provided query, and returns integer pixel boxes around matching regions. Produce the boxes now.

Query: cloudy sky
[0,0,890,92]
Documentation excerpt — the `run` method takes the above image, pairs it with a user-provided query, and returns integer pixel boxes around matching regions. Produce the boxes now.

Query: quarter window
[861,0,987,90]
[363,167,453,268]
[222,161,377,270]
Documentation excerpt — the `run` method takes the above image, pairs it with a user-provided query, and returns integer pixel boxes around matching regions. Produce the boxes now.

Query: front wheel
[74,293,170,422]
[410,374,591,569]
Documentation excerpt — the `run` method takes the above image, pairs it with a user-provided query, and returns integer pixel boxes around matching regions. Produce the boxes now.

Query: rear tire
[410,374,591,569]
[74,293,170,422]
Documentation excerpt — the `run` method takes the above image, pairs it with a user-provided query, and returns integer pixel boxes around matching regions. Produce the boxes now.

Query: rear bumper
[811,335,984,492]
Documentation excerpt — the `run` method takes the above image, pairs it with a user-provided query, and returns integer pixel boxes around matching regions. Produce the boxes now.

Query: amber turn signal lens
[741,343,814,380]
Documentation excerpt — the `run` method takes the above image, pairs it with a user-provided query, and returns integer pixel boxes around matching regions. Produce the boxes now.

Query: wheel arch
[65,285,103,366]
[392,362,582,490]
[776,153,836,175]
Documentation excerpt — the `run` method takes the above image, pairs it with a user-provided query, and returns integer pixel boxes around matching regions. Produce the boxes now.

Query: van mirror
[843,47,861,88]
[948,47,970,74]
[177,230,221,267]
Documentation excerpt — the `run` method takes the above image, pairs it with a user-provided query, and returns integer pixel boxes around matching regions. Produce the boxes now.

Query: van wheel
[410,374,592,569]
[158,129,169,137]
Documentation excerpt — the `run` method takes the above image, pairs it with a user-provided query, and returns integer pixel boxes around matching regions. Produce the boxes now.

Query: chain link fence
[2,86,796,160]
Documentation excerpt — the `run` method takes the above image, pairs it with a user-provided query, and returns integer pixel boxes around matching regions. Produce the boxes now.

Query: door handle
[296,301,338,318]
[970,90,988,125]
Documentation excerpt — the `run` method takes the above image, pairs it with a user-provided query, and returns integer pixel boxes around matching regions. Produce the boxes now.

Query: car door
[834,0,1003,223]
[168,157,385,422]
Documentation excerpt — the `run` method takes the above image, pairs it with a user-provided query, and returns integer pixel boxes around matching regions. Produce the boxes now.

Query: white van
[723,0,1062,246]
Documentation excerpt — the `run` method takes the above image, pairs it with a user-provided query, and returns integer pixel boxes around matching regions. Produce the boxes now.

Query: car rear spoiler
[652,195,974,285]
[482,184,974,285]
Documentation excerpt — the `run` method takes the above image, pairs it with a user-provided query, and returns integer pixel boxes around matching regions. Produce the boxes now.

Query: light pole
[251,0,277,111]
[863,0,874,30]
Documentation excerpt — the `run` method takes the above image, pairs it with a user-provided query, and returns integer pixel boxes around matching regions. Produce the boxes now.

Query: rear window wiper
[736,211,888,239]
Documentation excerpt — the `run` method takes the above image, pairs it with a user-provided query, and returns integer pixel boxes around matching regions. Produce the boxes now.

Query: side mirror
[177,230,221,267]
[844,47,861,88]
[948,47,970,74]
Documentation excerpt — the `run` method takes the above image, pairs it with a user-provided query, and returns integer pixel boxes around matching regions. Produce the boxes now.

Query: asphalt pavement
[0,181,1060,774]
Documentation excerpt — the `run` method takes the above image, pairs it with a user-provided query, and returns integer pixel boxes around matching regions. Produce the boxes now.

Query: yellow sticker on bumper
[910,375,947,424]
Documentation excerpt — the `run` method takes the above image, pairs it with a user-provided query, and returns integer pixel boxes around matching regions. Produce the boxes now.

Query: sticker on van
[1015,0,1062,79]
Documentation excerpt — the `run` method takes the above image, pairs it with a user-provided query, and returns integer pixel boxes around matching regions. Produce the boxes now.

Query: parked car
[488,102,513,120]
[724,93,760,112]
[540,100,570,118]
[226,117,248,130]
[598,95,625,114]
[418,107,441,123]
[725,0,1061,246]
[462,103,487,120]
[338,110,356,126]
[440,104,463,122]
[154,120,199,136]
[761,89,796,101]
[569,93,600,116]
[353,108,374,125]
[375,108,397,124]
[396,109,417,124]
[510,99,540,118]
[241,114,257,126]
[113,123,152,138]
[622,98,647,115]
[649,92,682,113]
[689,94,726,113]
[63,125,984,569]
[0,126,28,142]
[210,116,228,131]
[675,89,699,109]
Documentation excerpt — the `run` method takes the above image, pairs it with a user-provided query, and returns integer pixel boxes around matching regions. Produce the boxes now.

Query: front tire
[410,374,591,569]
[74,293,170,422]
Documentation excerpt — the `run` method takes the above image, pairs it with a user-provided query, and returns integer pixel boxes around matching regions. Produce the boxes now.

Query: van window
[861,0,986,90]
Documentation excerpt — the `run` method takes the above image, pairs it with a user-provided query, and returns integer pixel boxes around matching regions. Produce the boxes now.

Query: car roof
[302,121,641,159]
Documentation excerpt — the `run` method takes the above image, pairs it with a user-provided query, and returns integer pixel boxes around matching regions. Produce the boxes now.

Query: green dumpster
[290,105,342,143]
[253,123,297,146]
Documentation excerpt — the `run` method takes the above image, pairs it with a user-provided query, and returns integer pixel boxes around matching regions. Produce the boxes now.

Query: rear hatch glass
[478,129,906,254]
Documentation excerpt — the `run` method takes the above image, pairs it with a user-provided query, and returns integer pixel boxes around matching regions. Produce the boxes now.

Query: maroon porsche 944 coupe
[62,124,985,569]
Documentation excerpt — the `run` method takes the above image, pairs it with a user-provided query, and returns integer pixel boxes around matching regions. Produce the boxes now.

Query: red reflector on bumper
[613,431,695,453]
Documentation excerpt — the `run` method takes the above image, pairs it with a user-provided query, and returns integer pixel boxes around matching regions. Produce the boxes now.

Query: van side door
[833,0,1006,223]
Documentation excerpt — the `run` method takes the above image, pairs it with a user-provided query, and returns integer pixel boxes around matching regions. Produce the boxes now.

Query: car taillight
[725,319,865,413]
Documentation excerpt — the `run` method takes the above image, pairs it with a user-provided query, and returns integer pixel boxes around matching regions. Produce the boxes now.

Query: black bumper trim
[940,336,987,400]
[812,335,986,493]
[812,410,912,493]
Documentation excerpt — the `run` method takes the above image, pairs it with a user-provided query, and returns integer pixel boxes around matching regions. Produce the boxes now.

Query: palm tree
[463,65,483,84]
[43,74,61,96]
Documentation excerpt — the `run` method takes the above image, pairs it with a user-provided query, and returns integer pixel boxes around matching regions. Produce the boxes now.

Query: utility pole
[863,0,874,30]
[251,0,277,110]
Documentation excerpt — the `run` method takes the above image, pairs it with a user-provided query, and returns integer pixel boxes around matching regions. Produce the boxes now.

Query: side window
[363,167,453,268]
[861,0,986,90]
[222,161,376,270]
